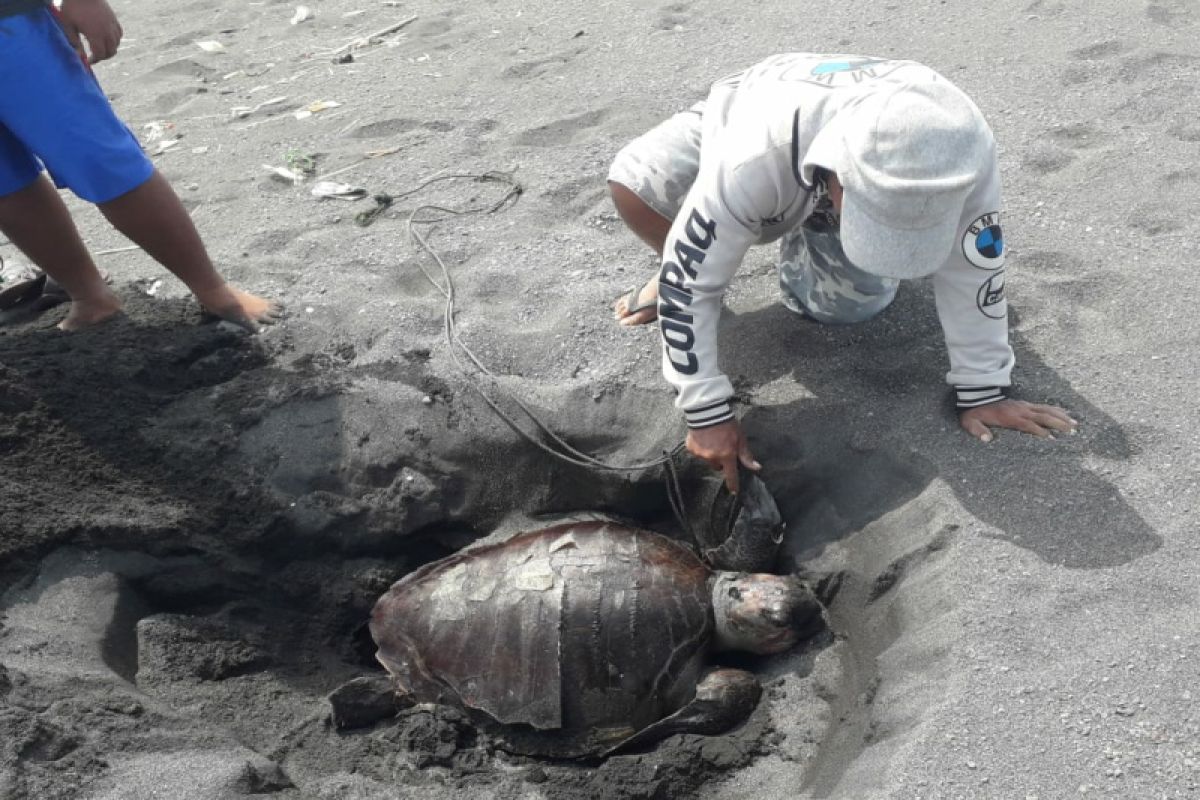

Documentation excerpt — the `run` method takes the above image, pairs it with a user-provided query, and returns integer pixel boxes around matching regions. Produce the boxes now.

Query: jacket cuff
[955,385,1008,410]
[684,399,735,429]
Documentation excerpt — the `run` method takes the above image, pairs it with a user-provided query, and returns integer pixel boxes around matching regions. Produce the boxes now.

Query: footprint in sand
[1023,0,1065,15]
[1021,145,1075,174]
[503,50,582,81]
[411,12,456,40]
[1046,121,1104,150]
[349,119,455,139]
[539,177,609,221]
[151,86,208,115]
[1067,41,1123,61]
[146,58,217,81]
[655,2,692,30]
[514,108,610,147]
[1146,0,1190,25]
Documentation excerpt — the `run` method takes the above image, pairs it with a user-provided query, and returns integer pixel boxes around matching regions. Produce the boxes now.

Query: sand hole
[0,434,964,799]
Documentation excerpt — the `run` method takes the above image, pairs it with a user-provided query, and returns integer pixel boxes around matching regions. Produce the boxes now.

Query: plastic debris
[264,164,306,184]
[137,278,163,297]
[149,138,182,156]
[195,40,226,53]
[142,120,174,142]
[0,258,39,288]
[290,5,314,24]
[329,15,417,56]
[364,145,403,158]
[311,181,368,200]
[231,96,289,119]
[293,100,342,120]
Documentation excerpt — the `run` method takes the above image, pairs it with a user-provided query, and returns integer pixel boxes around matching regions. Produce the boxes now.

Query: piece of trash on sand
[293,100,342,120]
[231,95,289,119]
[191,146,209,154]
[329,15,417,55]
[364,145,404,158]
[333,53,354,64]
[195,40,226,53]
[354,193,394,226]
[150,138,182,156]
[264,164,306,184]
[136,278,163,297]
[311,181,368,200]
[142,120,174,143]
[290,5,314,24]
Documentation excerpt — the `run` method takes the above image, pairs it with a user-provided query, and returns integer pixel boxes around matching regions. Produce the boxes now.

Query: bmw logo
[962,211,1005,270]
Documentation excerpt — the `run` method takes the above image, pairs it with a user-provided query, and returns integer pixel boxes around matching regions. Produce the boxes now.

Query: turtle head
[710,572,824,655]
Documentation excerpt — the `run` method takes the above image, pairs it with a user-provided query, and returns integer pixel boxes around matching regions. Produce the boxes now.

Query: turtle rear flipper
[604,668,761,756]
[698,466,785,573]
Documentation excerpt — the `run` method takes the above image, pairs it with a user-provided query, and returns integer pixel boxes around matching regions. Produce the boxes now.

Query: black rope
[385,171,690,530]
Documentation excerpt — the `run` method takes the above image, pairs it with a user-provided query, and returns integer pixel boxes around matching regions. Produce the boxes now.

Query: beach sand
[1,0,1197,797]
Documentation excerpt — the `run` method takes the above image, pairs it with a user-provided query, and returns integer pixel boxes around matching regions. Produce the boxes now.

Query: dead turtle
[365,475,824,758]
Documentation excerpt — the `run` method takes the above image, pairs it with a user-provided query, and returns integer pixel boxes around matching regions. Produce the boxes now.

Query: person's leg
[97,170,277,328]
[607,104,704,326]
[0,174,122,329]
[610,181,672,256]
[778,212,899,325]
[0,8,278,331]
[609,182,672,325]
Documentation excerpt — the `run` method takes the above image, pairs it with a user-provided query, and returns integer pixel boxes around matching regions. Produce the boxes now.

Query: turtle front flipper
[603,668,761,756]
[700,466,786,573]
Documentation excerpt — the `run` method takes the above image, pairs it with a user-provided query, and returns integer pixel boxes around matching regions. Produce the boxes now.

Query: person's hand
[686,419,761,493]
[959,399,1077,443]
[57,0,123,64]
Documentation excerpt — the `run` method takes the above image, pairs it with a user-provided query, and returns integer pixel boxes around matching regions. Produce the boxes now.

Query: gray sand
[1,0,1198,798]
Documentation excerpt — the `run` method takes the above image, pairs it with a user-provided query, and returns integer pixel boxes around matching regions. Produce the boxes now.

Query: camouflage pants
[608,103,898,324]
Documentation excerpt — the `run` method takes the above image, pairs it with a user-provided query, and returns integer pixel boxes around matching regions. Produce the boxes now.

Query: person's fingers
[1012,415,1052,439]
[1032,411,1075,434]
[738,442,762,472]
[1030,404,1077,430]
[62,23,87,60]
[720,454,740,494]
[89,30,117,63]
[961,415,994,443]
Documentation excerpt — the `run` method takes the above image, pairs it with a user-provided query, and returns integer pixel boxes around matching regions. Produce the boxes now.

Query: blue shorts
[0,7,153,203]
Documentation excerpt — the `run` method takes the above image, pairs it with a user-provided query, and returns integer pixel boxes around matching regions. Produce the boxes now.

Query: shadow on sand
[719,283,1157,570]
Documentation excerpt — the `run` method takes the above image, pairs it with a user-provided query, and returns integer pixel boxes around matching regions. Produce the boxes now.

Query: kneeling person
[608,53,1075,490]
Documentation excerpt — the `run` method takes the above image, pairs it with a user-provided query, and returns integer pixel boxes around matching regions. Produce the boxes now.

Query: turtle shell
[369,521,714,756]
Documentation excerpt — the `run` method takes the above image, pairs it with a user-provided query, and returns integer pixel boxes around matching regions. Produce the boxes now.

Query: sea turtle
[364,474,824,758]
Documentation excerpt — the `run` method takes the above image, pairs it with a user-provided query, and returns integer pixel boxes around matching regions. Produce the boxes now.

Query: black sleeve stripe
[687,399,732,415]
[685,401,734,428]
[687,411,737,430]
[955,385,1008,410]
[790,106,806,188]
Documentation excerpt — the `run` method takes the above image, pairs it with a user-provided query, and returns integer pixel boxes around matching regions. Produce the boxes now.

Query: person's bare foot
[613,278,659,326]
[196,284,283,332]
[58,288,123,331]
